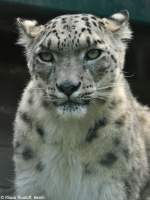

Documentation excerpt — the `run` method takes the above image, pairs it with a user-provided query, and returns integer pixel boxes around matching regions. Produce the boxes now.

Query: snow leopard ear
[16,18,44,47]
[102,10,132,41]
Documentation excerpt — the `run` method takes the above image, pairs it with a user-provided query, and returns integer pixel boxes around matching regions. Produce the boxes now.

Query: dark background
[0,2,150,195]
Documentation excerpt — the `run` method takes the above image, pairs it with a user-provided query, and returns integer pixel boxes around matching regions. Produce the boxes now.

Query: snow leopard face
[17,11,132,117]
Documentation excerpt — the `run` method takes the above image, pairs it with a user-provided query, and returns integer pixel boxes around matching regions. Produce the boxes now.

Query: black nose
[56,80,81,96]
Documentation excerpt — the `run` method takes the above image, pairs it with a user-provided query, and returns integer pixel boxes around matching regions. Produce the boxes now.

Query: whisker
[32,87,45,90]
[124,74,135,78]
[42,96,66,104]
[96,82,123,90]
[122,70,135,77]
[94,96,106,100]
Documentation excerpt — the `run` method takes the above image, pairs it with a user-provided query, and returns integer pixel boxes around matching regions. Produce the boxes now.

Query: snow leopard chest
[37,144,118,200]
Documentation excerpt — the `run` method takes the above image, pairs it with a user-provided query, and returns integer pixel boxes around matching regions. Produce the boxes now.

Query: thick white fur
[14,78,149,200]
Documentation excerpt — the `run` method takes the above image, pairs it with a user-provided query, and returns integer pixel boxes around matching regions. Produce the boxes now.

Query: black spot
[86,117,107,142]
[37,83,43,88]
[113,138,120,146]
[52,21,57,25]
[115,115,126,126]
[79,32,82,37]
[85,21,91,27]
[123,148,129,160]
[72,25,76,29]
[63,25,69,30]
[46,31,52,37]
[14,141,21,149]
[98,21,104,29]
[109,98,122,109]
[86,36,91,46]
[110,100,117,108]
[72,39,74,44]
[92,21,97,27]
[22,147,34,160]
[94,40,98,45]
[47,39,52,47]
[97,40,104,44]
[52,30,57,33]
[62,17,67,20]
[42,99,49,108]
[110,54,117,63]
[84,163,93,175]
[58,40,61,49]
[91,16,97,20]
[87,28,92,34]
[55,33,60,40]
[100,152,117,167]
[81,28,86,32]
[19,111,32,126]
[61,19,67,24]
[110,69,115,73]
[28,96,33,105]
[124,180,131,198]
[36,126,45,138]
[52,24,56,29]
[81,17,89,21]
[36,161,44,172]
[74,15,80,18]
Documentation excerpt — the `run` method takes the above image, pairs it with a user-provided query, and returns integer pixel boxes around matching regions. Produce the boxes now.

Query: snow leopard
[13,10,150,200]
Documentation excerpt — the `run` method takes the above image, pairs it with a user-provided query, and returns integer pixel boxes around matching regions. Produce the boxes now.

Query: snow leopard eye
[38,51,54,62]
[85,49,103,60]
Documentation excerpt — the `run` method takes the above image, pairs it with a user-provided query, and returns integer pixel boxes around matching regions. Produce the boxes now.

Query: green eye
[38,52,54,62]
[85,49,103,60]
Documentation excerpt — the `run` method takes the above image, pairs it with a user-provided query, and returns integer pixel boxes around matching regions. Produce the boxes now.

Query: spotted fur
[13,11,150,200]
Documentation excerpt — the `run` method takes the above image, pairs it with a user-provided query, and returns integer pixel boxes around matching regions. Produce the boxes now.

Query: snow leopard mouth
[53,100,90,116]
[54,100,89,108]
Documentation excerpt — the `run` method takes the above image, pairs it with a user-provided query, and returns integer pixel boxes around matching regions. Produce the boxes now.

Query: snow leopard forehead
[46,14,103,31]
[38,14,106,51]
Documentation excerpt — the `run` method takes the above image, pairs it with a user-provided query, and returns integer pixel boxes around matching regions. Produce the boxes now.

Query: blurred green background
[1,0,150,23]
